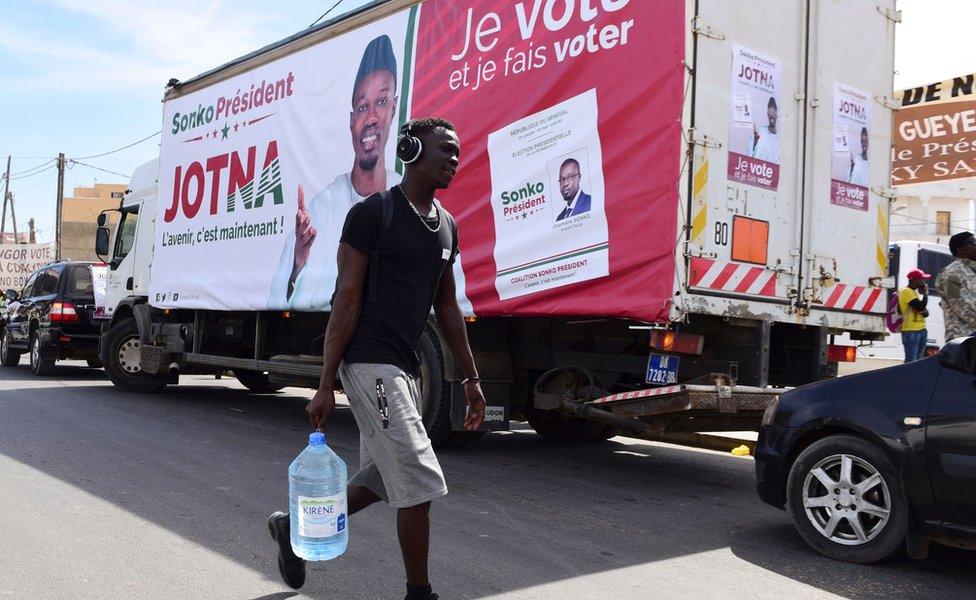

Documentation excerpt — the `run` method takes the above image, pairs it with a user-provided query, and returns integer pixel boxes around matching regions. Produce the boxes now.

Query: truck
[95,0,898,448]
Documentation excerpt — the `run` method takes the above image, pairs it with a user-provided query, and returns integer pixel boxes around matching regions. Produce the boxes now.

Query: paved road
[0,362,973,600]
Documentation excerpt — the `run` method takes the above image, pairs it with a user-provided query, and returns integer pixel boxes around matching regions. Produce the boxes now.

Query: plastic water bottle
[288,432,348,560]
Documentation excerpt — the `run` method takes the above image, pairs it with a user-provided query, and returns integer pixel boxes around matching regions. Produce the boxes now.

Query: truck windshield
[114,208,139,260]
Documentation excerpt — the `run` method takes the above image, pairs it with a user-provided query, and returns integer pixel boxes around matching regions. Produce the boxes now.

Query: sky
[1,0,973,243]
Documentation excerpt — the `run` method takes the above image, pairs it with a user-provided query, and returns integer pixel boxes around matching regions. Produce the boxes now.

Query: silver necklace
[398,185,441,233]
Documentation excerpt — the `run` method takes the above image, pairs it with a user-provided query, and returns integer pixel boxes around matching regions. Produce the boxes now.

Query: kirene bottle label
[297,494,347,537]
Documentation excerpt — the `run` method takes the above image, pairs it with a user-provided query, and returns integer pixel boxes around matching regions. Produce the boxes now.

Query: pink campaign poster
[830,82,871,211]
[727,44,781,190]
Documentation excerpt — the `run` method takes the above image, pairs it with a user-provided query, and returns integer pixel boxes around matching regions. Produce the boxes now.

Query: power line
[73,131,160,160]
[7,158,56,179]
[309,0,344,28]
[8,164,56,182]
[69,160,130,179]
[15,170,57,193]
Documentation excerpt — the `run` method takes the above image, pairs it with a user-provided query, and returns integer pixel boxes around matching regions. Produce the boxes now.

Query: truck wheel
[526,408,618,442]
[29,333,56,376]
[102,318,163,393]
[234,369,284,393]
[526,369,619,442]
[786,435,907,563]
[417,325,484,448]
[0,329,21,367]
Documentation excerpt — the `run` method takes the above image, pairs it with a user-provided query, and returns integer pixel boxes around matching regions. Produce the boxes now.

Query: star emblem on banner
[221,123,230,139]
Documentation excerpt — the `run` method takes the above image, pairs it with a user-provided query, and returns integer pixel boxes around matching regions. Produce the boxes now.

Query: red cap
[907,268,931,280]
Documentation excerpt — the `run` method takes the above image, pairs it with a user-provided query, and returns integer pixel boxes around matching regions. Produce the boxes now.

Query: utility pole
[1,155,10,239]
[8,193,18,242]
[56,153,65,259]
[27,218,35,243]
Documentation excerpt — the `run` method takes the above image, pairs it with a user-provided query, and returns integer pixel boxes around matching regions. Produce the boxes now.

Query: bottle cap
[309,432,325,446]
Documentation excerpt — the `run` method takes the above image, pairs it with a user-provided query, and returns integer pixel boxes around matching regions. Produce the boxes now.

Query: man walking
[269,117,485,600]
[936,231,976,340]
[898,268,930,362]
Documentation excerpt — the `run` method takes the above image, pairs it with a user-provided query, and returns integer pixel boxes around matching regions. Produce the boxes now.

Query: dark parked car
[756,336,976,563]
[1,261,107,375]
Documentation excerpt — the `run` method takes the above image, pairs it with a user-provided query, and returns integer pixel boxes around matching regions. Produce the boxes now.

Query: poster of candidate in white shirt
[830,82,871,211]
[727,44,782,191]
[153,11,414,312]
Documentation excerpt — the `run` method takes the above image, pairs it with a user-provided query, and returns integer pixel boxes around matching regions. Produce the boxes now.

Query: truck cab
[100,158,158,319]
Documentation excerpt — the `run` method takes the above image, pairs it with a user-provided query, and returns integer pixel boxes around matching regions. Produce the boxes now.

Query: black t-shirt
[339,186,458,376]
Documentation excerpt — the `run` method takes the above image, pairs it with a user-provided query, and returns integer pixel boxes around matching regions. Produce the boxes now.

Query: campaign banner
[152,0,684,322]
[153,10,414,311]
[892,73,976,185]
[830,83,871,211]
[0,243,55,293]
[727,44,781,190]
[412,0,684,321]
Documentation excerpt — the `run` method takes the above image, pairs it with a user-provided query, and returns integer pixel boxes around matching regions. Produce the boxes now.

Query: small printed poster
[487,89,609,301]
[727,44,782,190]
[830,82,871,211]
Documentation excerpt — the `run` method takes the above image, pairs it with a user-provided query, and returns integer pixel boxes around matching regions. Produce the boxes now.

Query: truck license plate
[646,353,679,385]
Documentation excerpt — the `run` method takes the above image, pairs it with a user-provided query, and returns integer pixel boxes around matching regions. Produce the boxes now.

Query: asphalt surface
[0,361,973,600]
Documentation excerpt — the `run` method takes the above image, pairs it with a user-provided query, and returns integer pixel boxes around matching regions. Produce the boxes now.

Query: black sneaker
[404,592,439,600]
[268,511,306,589]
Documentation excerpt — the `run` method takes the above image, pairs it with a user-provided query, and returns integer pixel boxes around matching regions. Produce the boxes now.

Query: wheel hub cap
[802,453,892,546]
[118,337,141,374]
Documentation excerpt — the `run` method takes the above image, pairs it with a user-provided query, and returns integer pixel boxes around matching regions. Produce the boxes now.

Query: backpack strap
[367,189,396,303]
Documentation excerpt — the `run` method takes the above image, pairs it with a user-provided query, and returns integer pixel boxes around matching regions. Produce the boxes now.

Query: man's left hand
[463,381,486,431]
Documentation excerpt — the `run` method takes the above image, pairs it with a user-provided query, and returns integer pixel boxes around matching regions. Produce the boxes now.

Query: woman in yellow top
[899,268,931,362]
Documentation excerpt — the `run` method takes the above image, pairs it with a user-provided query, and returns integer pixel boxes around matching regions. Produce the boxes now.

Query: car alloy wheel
[801,453,892,546]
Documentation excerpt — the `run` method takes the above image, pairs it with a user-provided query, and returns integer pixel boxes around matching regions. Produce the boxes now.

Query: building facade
[890,180,976,245]
[60,183,126,261]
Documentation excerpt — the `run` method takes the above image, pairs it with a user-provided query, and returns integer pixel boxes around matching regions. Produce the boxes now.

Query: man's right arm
[305,242,368,429]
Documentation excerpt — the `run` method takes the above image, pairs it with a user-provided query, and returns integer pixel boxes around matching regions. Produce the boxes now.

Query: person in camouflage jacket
[936,231,976,340]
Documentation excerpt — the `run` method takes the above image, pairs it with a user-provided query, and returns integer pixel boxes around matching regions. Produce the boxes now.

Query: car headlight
[761,396,780,427]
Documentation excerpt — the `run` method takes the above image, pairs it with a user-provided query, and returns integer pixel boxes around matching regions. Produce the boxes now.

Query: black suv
[1,261,107,375]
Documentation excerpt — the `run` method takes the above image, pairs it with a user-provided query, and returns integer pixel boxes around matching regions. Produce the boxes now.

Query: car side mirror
[938,337,976,374]
[97,212,107,227]
[4,289,17,302]
[95,226,111,257]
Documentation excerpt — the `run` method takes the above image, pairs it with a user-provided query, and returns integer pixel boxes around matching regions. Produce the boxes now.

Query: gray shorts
[338,362,448,508]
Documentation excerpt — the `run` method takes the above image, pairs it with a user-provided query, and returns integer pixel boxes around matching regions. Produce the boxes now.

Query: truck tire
[102,318,164,393]
[526,370,619,442]
[786,435,907,563]
[234,369,284,393]
[29,333,56,376]
[526,407,619,442]
[0,329,21,367]
[417,325,484,448]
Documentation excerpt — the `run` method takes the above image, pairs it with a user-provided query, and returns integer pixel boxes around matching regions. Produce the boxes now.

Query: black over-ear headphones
[396,121,423,164]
